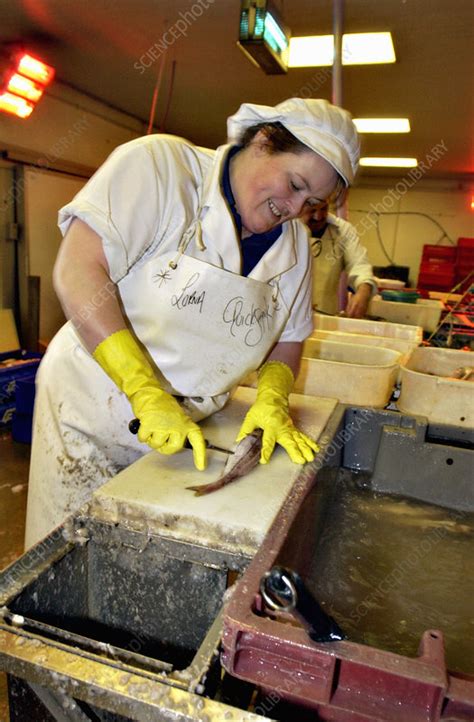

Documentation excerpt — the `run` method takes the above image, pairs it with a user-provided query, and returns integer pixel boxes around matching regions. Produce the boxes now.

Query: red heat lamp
[0,51,55,119]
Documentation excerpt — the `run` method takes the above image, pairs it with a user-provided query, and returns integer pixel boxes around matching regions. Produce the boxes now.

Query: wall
[0,82,145,344]
[348,179,474,286]
[0,162,14,310]
[0,81,144,171]
[22,168,86,341]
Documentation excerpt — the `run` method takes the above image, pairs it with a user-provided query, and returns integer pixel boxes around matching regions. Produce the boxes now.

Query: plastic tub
[313,312,423,343]
[381,289,421,303]
[375,277,406,290]
[309,328,417,364]
[368,297,443,332]
[222,407,474,721]
[298,339,401,407]
[398,347,474,426]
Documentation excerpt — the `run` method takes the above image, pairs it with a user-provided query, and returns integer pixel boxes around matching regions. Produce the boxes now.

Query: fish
[186,429,263,496]
[449,366,474,381]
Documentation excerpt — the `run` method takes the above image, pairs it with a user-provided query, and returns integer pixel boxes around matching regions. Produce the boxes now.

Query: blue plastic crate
[0,375,37,438]
[0,402,15,431]
[14,375,37,415]
[0,350,42,405]
[12,411,33,444]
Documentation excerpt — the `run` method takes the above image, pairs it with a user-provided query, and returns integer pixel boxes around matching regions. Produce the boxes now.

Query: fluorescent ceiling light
[344,33,396,65]
[353,118,410,133]
[360,157,418,168]
[288,32,396,67]
[288,35,333,67]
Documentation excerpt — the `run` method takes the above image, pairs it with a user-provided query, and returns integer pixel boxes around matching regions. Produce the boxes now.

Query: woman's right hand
[93,329,207,470]
[131,385,206,469]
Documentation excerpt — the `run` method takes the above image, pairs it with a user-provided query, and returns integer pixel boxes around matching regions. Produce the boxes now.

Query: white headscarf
[227,97,360,186]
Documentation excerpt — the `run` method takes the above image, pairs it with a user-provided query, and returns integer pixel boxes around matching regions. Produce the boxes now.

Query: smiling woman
[24,97,360,548]
[230,137,339,237]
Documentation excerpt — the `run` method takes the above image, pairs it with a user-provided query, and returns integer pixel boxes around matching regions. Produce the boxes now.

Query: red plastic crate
[418,261,456,291]
[454,271,474,293]
[455,239,474,292]
[457,237,474,249]
[457,253,474,266]
[419,261,455,275]
[457,262,474,277]
[421,244,458,263]
[456,238,474,272]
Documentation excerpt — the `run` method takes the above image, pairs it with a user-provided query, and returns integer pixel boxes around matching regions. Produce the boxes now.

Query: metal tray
[0,515,260,720]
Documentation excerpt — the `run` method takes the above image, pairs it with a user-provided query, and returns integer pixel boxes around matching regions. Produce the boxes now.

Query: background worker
[25,98,360,548]
[306,201,377,317]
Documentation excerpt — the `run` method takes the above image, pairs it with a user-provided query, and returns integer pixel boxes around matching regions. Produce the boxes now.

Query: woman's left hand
[236,361,319,464]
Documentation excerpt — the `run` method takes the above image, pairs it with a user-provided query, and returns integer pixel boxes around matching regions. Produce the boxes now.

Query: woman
[25,98,360,548]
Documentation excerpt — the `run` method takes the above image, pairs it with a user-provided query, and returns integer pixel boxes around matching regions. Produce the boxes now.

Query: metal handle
[129,418,140,434]
[260,566,346,643]
[129,418,218,452]
[129,417,194,449]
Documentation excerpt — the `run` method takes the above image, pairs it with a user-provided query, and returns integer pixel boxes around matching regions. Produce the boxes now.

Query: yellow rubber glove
[236,360,319,465]
[93,329,206,470]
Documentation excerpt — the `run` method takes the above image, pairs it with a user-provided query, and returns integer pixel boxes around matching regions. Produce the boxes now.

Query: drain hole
[446,458,454,465]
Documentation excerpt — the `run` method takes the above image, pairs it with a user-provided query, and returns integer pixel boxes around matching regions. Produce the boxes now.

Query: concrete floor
[0,431,31,722]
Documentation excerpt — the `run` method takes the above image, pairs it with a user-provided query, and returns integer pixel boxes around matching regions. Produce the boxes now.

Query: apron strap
[168,209,206,269]
[269,275,282,305]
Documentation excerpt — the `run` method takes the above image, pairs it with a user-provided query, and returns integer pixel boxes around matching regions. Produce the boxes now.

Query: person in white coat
[25,97,360,548]
[306,201,376,317]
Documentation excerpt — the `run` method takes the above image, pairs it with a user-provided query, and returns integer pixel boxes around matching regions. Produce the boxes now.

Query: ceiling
[1,0,473,181]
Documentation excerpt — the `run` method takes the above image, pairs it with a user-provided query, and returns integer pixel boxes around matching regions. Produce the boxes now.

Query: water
[307,469,474,675]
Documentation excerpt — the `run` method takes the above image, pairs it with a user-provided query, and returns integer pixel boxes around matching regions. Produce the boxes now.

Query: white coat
[311,213,376,315]
[25,135,314,547]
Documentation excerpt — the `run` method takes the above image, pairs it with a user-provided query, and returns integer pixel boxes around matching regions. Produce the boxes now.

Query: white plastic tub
[297,339,401,407]
[309,329,417,365]
[368,297,443,333]
[398,347,474,426]
[313,313,423,343]
[375,278,406,290]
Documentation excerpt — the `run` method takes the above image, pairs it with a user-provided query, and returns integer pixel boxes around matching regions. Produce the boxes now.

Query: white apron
[25,220,289,548]
[312,225,344,315]
[119,234,289,418]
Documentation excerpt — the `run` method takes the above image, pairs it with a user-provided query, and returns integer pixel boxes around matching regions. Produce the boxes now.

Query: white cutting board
[90,387,338,556]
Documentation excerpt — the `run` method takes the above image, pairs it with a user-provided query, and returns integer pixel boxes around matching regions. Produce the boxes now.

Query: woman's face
[230,132,338,238]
